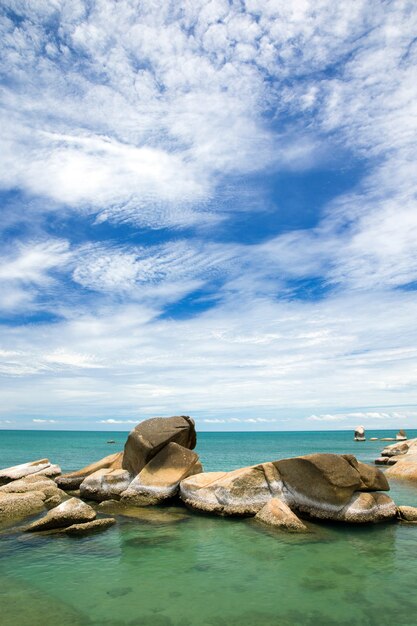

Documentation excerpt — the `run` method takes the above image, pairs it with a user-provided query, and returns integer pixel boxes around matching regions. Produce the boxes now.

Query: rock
[375,457,389,465]
[0,459,61,486]
[356,461,390,491]
[122,415,196,476]
[180,453,392,522]
[354,425,365,441]
[25,497,96,531]
[0,475,67,502]
[0,492,46,522]
[277,454,364,507]
[396,429,407,441]
[80,468,131,502]
[180,464,282,515]
[397,505,417,521]
[255,498,308,532]
[381,442,410,457]
[121,442,202,505]
[385,453,417,480]
[334,492,396,523]
[55,452,123,490]
[65,518,116,535]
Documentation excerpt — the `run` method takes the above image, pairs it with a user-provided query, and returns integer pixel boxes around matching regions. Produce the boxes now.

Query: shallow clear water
[1,430,417,626]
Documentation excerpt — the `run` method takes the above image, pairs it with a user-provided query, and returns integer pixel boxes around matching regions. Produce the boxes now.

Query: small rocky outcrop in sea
[354,426,365,441]
[180,453,395,523]
[2,417,417,535]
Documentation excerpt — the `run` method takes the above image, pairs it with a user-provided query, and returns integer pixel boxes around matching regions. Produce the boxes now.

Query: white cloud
[32,419,57,423]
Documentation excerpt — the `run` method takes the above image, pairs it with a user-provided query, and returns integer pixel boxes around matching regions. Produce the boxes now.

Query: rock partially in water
[122,415,196,476]
[55,451,123,490]
[0,459,61,486]
[0,491,46,522]
[180,453,394,523]
[25,497,96,531]
[255,498,308,532]
[331,491,397,523]
[64,517,116,535]
[397,505,417,521]
[180,464,281,515]
[121,442,202,505]
[382,438,417,480]
[80,468,131,501]
[354,425,365,441]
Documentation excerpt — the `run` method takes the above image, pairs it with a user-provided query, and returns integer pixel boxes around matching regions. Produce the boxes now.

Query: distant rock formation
[396,429,407,441]
[354,425,366,441]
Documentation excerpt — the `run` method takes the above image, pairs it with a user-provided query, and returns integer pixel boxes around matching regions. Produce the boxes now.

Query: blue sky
[1,0,417,431]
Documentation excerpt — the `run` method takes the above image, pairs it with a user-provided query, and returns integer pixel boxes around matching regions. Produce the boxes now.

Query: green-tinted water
[1,430,417,625]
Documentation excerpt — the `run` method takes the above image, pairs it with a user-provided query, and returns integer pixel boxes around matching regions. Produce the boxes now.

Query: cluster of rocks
[1,416,417,536]
[375,438,417,480]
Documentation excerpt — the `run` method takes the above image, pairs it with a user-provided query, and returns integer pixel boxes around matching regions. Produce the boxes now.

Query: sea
[1,429,417,626]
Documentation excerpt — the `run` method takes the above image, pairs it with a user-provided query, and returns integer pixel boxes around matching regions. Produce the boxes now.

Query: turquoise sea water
[1,429,417,626]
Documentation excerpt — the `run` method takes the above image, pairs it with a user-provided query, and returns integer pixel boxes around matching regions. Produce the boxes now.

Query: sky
[1,0,417,431]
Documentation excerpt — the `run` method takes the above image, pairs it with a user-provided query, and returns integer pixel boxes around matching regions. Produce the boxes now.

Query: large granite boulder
[0,459,61,486]
[79,468,131,501]
[122,415,196,476]
[180,453,394,522]
[25,497,96,531]
[255,498,308,532]
[56,452,123,490]
[180,463,281,515]
[121,442,202,505]
[0,491,46,523]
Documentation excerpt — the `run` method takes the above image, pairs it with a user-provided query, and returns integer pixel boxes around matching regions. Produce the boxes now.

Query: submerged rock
[64,518,116,535]
[0,491,46,522]
[80,468,131,501]
[122,415,196,476]
[0,459,61,486]
[25,497,96,531]
[121,442,202,505]
[55,451,123,490]
[180,453,395,523]
[255,498,308,532]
